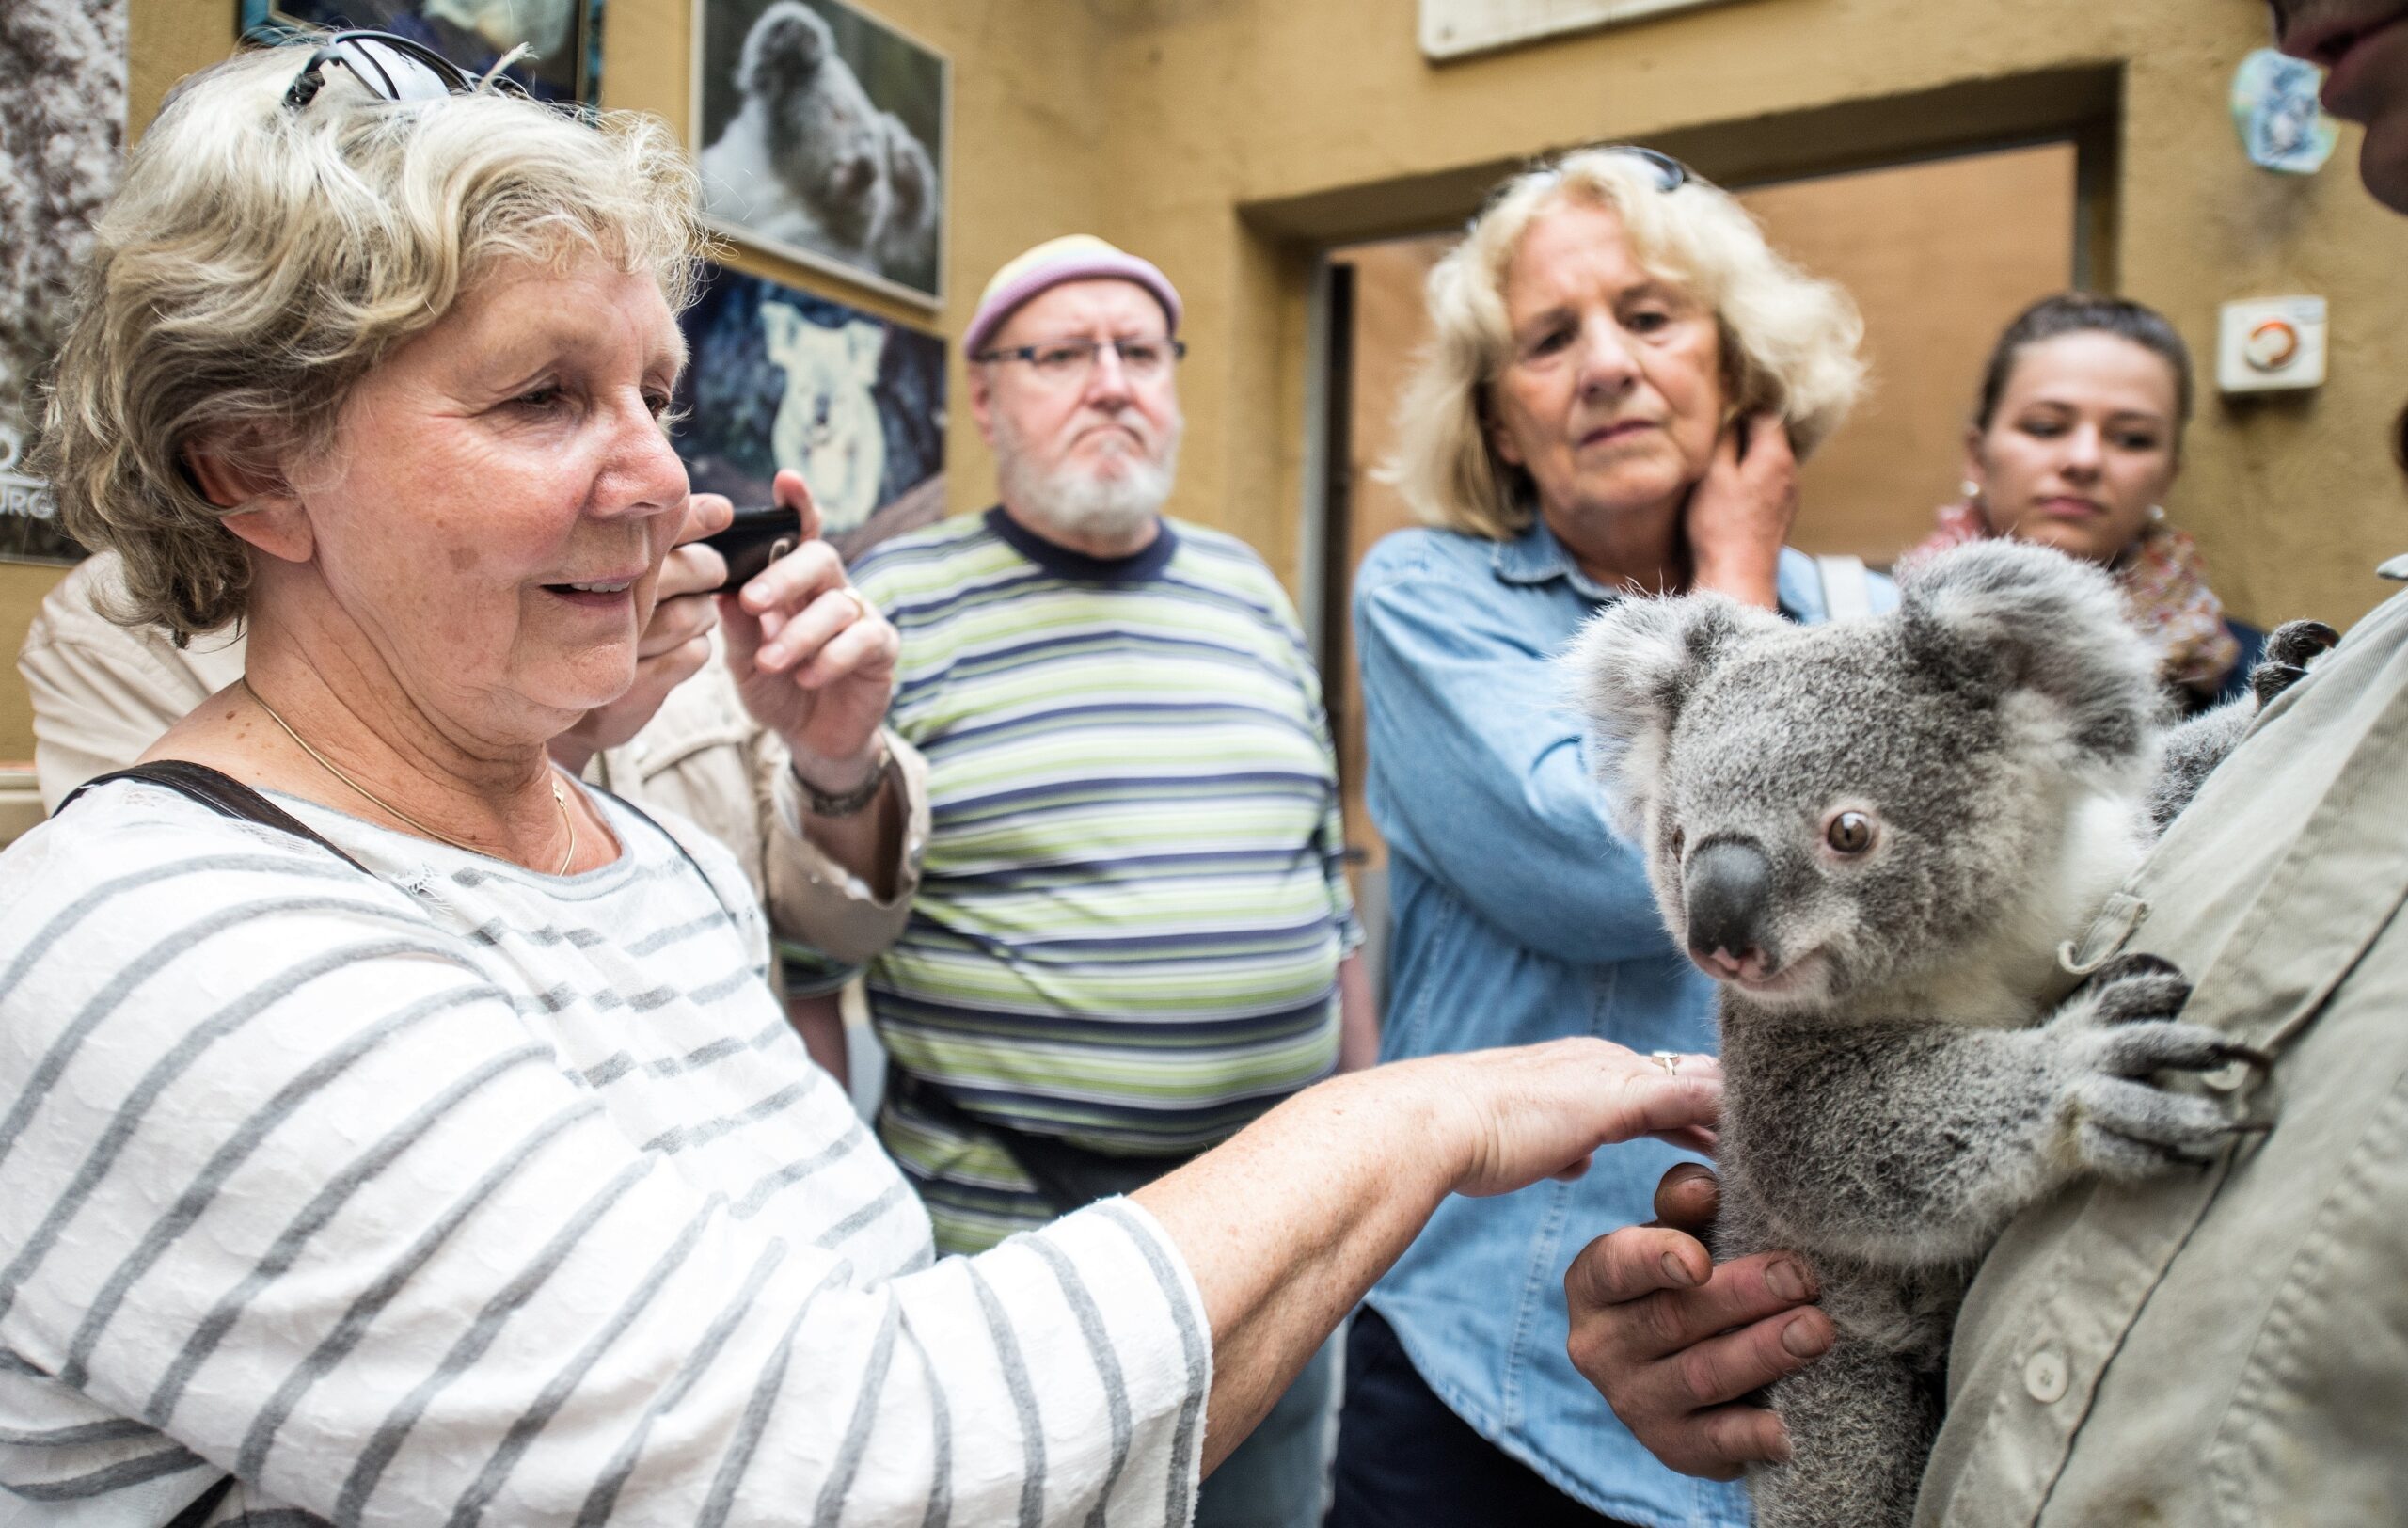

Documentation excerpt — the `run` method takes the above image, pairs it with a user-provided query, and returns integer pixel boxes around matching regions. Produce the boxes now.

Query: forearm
[1133,1067,1454,1472]
[792,764,904,899]
[788,989,849,1089]
[1335,952,1379,1072]
[1687,553,1782,611]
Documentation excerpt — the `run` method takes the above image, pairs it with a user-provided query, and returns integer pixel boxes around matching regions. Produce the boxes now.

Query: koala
[761,305,887,533]
[1567,540,2316,1528]
[420,0,575,60]
[700,2,940,287]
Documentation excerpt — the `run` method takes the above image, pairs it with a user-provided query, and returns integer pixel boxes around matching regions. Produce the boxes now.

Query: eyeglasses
[282,29,515,112]
[973,335,1187,385]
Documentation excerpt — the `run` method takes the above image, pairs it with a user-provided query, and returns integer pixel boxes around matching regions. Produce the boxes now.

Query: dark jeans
[1325,1307,1641,1528]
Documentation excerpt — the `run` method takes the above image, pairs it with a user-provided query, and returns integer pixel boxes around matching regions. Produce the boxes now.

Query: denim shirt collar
[1489,517,1627,604]
[1491,516,1823,618]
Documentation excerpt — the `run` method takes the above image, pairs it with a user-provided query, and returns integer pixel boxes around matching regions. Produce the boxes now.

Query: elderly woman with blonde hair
[1331,147,1880,1528]
[0,38,1722,1527]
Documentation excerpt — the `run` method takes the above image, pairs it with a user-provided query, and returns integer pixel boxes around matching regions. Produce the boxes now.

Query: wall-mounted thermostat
[2217,295,2327,393]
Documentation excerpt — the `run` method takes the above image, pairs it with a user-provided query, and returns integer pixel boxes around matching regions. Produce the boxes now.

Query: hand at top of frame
[1563,1162,1833,1480]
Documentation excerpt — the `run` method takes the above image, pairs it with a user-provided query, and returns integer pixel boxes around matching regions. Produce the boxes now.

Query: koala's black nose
[1685,839,1775,979]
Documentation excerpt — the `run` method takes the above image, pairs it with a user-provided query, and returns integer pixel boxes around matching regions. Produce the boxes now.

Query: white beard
[995,410,1181,547]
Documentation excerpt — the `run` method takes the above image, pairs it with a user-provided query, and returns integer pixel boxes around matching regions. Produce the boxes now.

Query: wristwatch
[796,740,893,818]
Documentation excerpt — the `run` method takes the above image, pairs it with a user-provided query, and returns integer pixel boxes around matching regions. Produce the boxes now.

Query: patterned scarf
[1907,501,2242,697]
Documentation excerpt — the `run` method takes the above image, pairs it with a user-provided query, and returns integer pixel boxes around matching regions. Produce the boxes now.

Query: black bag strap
[61,760,375,876]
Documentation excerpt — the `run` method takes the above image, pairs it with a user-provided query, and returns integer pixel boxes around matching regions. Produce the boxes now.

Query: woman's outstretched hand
[1563,1163,1832,1479]
[1421,1039,1722,1197]
[1133,1038,1725,1476]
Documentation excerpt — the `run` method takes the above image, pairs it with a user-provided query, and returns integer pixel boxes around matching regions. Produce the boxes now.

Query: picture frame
[671,262,946,565]
[691,0,950,310]
[236,0,607,105]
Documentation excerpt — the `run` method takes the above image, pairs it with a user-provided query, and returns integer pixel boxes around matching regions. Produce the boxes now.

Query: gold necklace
[243,679,577,875]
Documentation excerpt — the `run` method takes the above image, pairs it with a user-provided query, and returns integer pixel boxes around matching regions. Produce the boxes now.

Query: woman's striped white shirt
[0,779,1209,1526]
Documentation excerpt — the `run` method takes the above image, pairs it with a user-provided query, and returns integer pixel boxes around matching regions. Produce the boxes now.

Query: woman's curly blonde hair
[36,41,709,642]
[1388,148,1867,541]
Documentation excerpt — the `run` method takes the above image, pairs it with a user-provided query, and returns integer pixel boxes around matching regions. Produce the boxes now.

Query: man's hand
[719,469,900,790]
[549,494,735,776]
[1564,1163,1832,1479]
[1684,411,1797,610]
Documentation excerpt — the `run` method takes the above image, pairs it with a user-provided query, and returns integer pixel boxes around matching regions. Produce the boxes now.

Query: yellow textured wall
[13,0,2408,763]
[1088,0,2408,632]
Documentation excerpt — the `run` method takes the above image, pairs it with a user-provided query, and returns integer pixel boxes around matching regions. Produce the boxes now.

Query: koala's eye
[1825,811,1876,855]
[1669,827,1686,859]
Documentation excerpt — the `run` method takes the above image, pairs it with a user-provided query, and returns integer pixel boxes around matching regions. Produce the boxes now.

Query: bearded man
[845,236,1371,1528]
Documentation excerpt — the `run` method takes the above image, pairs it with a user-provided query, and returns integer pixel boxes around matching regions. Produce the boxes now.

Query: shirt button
[2024,1349,2069,1404]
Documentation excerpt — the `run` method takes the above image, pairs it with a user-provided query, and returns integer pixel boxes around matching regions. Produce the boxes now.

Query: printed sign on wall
[1420,0,1740,59]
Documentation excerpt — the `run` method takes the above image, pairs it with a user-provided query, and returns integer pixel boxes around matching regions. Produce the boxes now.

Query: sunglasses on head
[282,29,515,112]
[1472,145,1696,228]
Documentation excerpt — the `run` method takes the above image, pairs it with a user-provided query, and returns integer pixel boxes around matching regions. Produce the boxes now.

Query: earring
[2147,504,2166,523]
[1959,479,1982,503]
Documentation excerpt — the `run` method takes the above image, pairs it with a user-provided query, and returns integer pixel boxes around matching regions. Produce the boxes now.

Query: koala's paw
[2249,619,2340,708]
[2053,954,2266,1177]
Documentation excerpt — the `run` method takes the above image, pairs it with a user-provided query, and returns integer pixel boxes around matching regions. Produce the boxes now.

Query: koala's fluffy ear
[1565,592,1774,823]
[1898,540,2160,770]
[761,303,801,359]
[844,320,887,381]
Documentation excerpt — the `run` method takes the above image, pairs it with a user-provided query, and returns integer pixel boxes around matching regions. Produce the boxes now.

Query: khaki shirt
[1921,561,2408,1525]
[17,552,926,967]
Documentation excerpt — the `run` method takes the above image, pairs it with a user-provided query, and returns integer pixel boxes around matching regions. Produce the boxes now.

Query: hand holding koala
[1565,541,2310,1528]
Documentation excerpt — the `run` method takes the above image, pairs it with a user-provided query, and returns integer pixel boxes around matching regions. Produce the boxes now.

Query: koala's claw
[2265,618,2341,667]
[2250,620,2340,708]
[2072,1071,2242,1179]
[2090,951,2181,983]
[2083,969,2194,1027]
[2094,1017,2232,1077]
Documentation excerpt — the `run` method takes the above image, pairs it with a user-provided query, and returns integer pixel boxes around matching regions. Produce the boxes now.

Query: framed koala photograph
[671,263,946,565]
[692,0,949,308]
[237,0,606,104]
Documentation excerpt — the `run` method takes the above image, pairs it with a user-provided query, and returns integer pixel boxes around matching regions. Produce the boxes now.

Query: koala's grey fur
[1568,541,2278,1528]
[2147,617,2339,830]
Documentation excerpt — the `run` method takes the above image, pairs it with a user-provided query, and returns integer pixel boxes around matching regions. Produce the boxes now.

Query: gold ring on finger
[1650,1050,1682,1077]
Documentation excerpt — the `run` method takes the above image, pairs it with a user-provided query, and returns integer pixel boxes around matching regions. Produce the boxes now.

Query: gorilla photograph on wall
[238,0,604,103]
[693,0,947,306]
[671,263,946,564]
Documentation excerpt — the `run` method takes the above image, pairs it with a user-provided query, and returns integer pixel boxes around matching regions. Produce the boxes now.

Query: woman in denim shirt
[1329,149,1888,1528]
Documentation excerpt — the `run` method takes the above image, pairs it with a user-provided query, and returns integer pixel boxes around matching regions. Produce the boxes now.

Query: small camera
[700,505,800,593]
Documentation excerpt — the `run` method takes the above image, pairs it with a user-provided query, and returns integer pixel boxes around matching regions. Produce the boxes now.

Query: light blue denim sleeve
[1354,548,1671,965]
